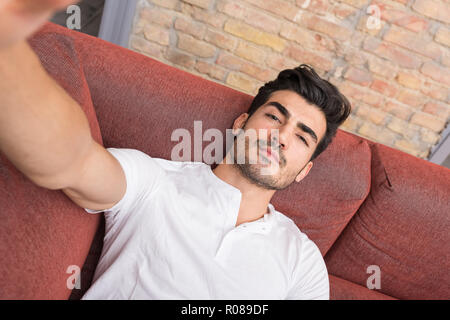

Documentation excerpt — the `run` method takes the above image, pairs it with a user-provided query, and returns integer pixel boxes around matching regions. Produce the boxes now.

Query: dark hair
[247,64,352,161]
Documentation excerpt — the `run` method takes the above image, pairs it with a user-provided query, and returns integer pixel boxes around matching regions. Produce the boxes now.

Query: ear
[295,161,313,183]
[232,113,249,135]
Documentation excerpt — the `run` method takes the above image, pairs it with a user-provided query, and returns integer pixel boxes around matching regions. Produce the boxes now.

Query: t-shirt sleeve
[83,148,164,220]
[286,237,330,300]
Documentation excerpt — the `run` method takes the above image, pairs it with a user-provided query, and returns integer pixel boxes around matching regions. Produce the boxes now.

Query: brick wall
[129,0,450,159]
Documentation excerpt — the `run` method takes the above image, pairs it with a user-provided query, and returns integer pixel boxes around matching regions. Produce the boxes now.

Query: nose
[269,126,289,151]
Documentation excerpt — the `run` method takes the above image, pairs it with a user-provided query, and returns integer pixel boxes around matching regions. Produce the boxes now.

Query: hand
[0,0,78,49]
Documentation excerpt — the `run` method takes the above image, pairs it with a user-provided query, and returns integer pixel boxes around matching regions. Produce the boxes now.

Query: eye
[297,134,308,146]
[266,113,280,122]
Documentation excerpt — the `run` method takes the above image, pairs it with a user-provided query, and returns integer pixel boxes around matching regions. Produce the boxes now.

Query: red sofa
[0,22,449,300]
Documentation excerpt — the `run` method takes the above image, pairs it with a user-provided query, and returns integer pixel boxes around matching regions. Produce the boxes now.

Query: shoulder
[152,157,207,173]
[273,210,322,262]
[272,210,313,246]
[106,147,206,173]
[271,210,329,299]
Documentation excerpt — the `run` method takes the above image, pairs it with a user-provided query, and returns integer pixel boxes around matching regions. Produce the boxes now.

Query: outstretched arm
[0,0,127,211]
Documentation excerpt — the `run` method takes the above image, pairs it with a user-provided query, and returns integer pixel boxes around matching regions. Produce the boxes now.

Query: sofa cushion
[0,23,103,299]
[325,142,450,300]
[329,275,396,300]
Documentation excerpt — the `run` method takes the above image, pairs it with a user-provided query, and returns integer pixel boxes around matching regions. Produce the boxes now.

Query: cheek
[246,117,273,133]
[243,125,273,144]
[283,150,311,168]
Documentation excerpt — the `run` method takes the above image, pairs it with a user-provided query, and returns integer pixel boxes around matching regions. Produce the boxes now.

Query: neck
[212,160,276,227]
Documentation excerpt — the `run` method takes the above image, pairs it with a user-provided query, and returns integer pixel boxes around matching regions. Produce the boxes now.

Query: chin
[234,161,290,191]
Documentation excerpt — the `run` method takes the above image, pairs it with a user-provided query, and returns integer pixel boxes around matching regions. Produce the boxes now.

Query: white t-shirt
[81,148,329,300]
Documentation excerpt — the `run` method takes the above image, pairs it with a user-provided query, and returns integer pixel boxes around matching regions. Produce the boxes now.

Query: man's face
[231,90,327,190]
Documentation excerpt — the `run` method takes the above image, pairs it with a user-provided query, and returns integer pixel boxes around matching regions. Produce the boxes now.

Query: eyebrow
[265,101,318,144]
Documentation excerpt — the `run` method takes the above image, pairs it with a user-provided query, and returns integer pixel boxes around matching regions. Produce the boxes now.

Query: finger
[6,0,79,15]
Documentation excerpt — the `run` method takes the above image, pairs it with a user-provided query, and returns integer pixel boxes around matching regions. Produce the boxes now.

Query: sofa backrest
[325,142,450,299]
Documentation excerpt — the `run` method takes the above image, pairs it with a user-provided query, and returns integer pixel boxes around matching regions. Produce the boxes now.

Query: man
[0,1,351,299]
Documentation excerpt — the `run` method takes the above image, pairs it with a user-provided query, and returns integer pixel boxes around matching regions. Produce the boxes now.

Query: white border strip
[98,0,138,48]
[428,122,450,166]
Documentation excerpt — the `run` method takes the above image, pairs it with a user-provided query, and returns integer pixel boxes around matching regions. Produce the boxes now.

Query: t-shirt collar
[204,164,275,234]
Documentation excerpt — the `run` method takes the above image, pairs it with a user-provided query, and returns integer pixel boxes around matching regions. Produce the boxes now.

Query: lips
[262,146,279,164]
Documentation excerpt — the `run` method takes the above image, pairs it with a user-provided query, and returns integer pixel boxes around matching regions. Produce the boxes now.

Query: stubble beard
[231,135,292,191]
